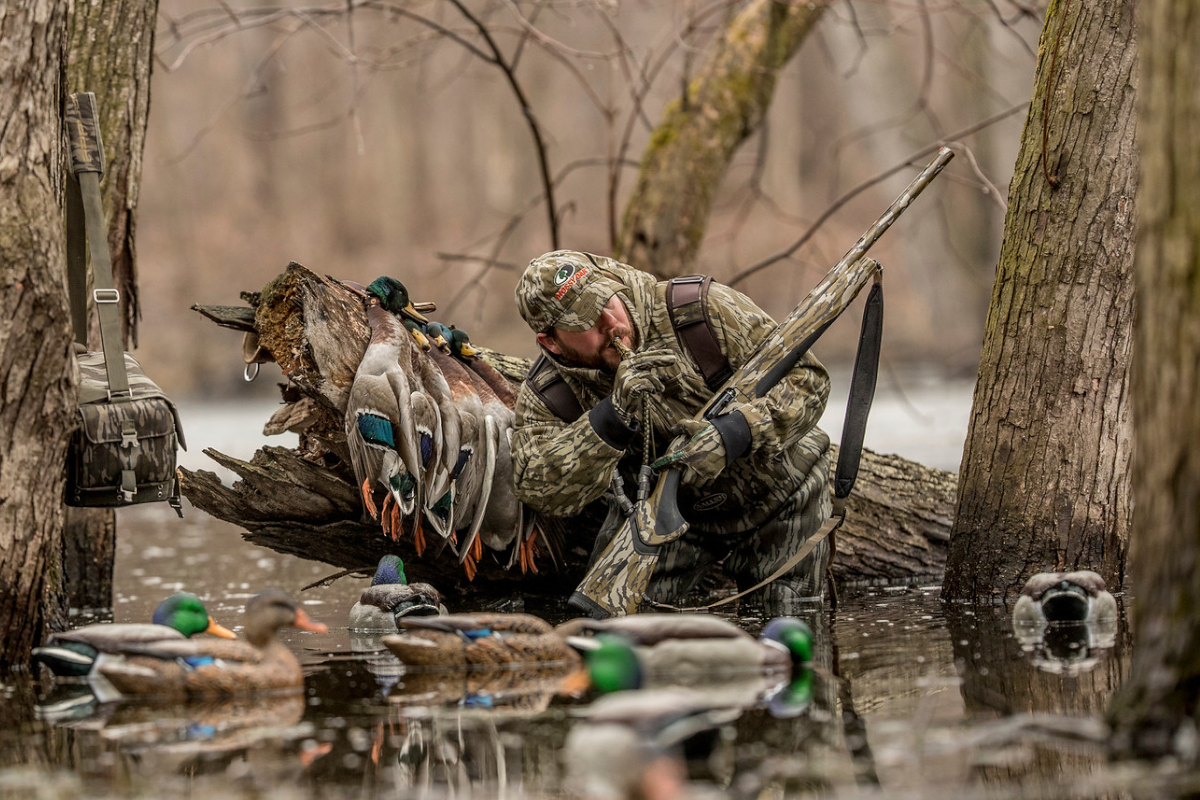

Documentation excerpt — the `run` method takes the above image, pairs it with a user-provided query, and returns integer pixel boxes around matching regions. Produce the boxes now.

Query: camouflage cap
[516,250,628,333]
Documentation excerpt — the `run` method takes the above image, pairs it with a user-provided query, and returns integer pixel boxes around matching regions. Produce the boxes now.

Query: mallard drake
[94,589,327,698]
[381,613,580,668]
[365,276,434,350]
[446,327,517,408]
[343,293,423,539]
[32,592,236,680]
[350,555,447,632]
[559,614,813,692]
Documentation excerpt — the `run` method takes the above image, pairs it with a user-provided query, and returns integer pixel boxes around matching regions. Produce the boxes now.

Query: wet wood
[181,262,953,593]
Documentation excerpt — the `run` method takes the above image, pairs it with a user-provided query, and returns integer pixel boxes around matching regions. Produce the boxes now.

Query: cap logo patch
[553,264,575,286]
[554,265,590,300]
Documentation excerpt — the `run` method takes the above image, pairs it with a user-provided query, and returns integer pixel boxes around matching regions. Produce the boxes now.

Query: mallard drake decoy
[95,589,327,698]
[1013,570,1118,627]
[343,293,423,539]
[559,614,813,693]
[350,555,447,632]
[32,592,236,679]
[381,613,581,669]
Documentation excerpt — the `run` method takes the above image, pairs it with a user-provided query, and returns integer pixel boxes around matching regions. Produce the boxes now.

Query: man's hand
[610,348,684,424]
[651,410,752,487]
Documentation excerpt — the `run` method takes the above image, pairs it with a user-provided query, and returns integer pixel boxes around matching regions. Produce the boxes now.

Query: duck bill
[459,340,480,358]
[206,617,238,639]
[293,609,329,633]
[403,302,429,324]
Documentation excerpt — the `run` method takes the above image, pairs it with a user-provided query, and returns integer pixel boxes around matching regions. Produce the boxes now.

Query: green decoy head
[768,666,814,718]
[447,327,479,360]
[151,592,237,639]
[584,633,644,694]
[371,555,408,586]
[423,321,453,353]
[761,617,814,666]
[367,276,429,324]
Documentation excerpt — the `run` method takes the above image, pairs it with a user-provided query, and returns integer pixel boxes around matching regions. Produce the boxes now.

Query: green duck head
[367,276,429,324]
[447,327,479,360]
[584,633,644,694]
[761,617,814,666]
[768,666,815,718]
[423,321,453,353]
[371,555,408,586]
[151,592,237,639]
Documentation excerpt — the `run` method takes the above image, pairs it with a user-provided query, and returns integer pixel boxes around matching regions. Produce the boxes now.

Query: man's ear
[536,331,562,355]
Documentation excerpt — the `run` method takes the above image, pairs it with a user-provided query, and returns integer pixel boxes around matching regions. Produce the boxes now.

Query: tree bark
[617,0,824,277]
[943,0,1136,603]
[182,263,954,593]
[1107,0,1200,760]
[0,0,75,668]
[59,0,159,610]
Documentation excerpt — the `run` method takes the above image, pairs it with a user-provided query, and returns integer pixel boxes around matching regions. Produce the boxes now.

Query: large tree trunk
[617,0,824,277]
[0,0,75,668]
[183,263,953,593]
[60,0,159,611]
[1107,0,1200,760]
[943,0,1136,603]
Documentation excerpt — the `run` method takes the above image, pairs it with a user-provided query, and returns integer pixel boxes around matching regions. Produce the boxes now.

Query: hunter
[512,250,833,615]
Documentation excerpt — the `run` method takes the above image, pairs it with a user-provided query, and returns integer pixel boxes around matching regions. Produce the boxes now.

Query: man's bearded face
[538,294,637,373]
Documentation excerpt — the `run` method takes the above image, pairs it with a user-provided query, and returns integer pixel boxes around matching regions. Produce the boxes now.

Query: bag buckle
[120,418,138,450]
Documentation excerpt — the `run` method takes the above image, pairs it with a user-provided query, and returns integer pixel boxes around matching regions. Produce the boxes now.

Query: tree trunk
[60,0,158,610]
[183,263,954,593]
[943,0,1136,603]
[617,0,824,277]
[0,0,75,668]
[1107,0,1200,760]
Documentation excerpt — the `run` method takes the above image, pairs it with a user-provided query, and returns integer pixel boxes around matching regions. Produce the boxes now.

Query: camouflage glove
[609,349,684,424]
[651,410,752,487]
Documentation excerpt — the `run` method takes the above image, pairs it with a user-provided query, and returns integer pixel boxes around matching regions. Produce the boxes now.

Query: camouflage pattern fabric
[68,349,184,507]
[512,254,832,605]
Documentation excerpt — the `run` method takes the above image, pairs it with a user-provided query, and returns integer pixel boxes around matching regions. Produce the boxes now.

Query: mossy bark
[943,0,1136,603]
[0,0,75,668]
[1107,1,1200,760]
[617,0,824,278]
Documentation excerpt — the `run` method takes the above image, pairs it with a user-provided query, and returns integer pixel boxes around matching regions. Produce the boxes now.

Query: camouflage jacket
[512,260,831,537]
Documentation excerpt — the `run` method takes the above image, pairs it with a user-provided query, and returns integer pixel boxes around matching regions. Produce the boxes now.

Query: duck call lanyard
[640,273,884,612]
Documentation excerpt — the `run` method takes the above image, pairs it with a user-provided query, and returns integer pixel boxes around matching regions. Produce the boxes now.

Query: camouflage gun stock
[570,147,955,619]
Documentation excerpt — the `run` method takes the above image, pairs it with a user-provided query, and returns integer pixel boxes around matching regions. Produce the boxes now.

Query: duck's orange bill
[293,609,328,633]
[206,617,238,639]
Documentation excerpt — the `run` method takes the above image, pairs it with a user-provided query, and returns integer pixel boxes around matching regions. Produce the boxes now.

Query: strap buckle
[93,288,120,304]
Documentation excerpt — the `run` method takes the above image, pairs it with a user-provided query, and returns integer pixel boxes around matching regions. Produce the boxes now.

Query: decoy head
[583,633,644,694]
[243,589,328,647]
[761,617,814,666]
[768,666,815,719]
[371,555,408,587]
[152,592,237,639]
[367,276,429,324]
[423,321,452,353]
[447,327,479,360]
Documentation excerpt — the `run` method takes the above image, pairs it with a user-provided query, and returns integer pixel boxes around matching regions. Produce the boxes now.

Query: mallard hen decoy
[32,592,236,679]
[350,555,447,631]
[381,613,580,668]
[559,614,813,693]
[95,589,327,698]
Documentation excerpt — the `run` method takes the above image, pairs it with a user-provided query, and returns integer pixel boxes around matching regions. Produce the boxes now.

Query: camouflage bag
[62,92,185,514]
[66,349,186,512]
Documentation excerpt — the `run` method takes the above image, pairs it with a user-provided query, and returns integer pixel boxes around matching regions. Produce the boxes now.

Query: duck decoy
[559,614,813,692]
[350,555,447,632]
[1012,570,1118,674]
[95,589,327,698]
[343,290,423,540]
[380,613,581,669]
[32,591,236,679]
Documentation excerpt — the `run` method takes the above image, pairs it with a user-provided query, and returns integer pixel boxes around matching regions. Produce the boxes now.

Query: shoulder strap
[525,354,584,423]
[666,275,733,391]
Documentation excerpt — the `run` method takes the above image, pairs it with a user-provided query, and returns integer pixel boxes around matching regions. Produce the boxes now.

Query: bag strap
[646,271,884,613]
[65,92,130,399]
[666,275,733,390]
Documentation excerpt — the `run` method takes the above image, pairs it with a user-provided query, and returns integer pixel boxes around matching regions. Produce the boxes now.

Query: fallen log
[183,262,953,594]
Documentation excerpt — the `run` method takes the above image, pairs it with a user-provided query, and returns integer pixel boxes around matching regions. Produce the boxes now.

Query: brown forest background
[134,0,1043,400]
